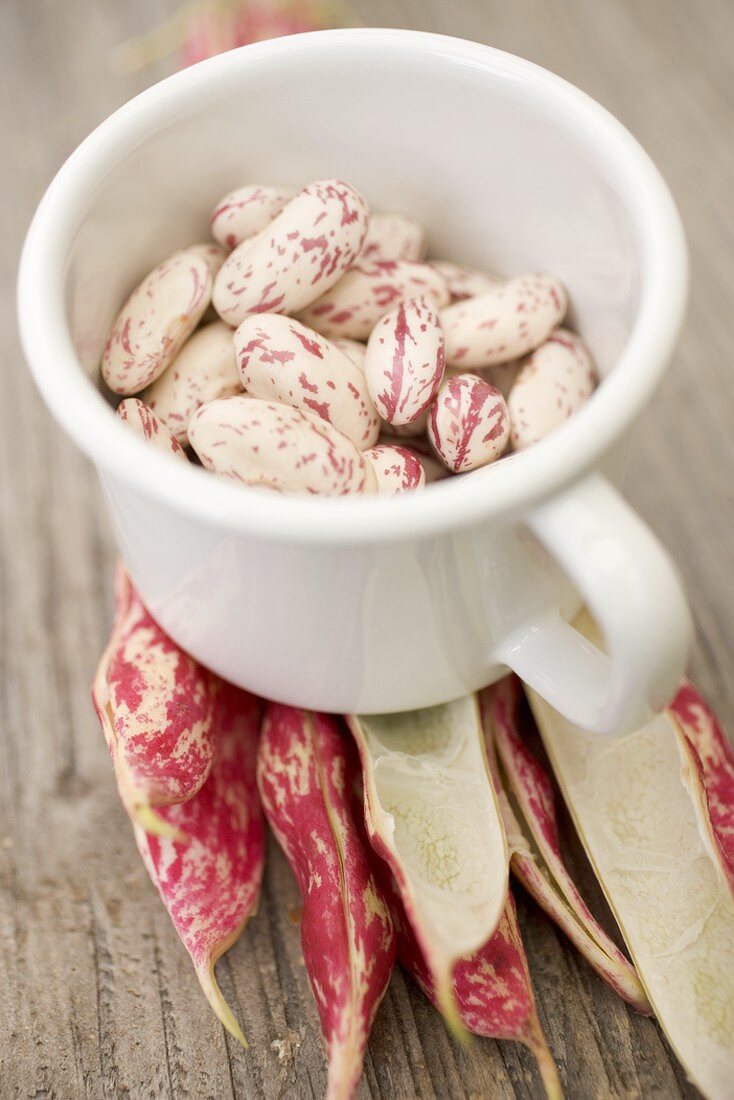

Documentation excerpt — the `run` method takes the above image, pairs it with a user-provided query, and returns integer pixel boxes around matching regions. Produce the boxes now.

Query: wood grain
[1,0,731,1096]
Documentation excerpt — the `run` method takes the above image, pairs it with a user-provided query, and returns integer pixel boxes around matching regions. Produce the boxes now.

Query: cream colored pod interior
[18,30,690,729]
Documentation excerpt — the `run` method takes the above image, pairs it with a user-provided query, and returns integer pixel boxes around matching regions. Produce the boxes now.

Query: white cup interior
[21,30,687,543]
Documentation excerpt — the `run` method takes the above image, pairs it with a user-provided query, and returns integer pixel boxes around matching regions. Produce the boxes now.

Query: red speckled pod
[135,680,265,1047]
[428,373,509,473]
[483,679,651,1013]
[189,396,375,495]
[213,179,369,326]
[440,273,567,368]
[92,567,219,832]
[671,681,734,894]
[235,313,379,449]
[257,706,396,1100]
[298,261,450,340]
[142,321,241,445]
[115,398,189,462]
[509,329,596,450]
[360,212,427,263]
[364,444,426,494]
[210,183,294,250]
[364,296,445,426]
[102,249,212,394]
[392,880,561,1099]
[430,260,503,302]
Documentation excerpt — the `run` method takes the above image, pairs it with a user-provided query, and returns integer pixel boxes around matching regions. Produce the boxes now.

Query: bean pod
[213,179,369,326]
[102,249,213,394]
[210,183,293,250]
[235,314,379,449]
[364,444,426,494]
[508,329,596,450]
[189,396,376,495]
[257,706,396,1100]
[360,212,427,263]
[428,373,510,473]
[364,296,445,426]
[440,273,567,368]
[142,321,241,445]
[116,398,189,461]
[298,261,450,340]
[135,680,265,1047]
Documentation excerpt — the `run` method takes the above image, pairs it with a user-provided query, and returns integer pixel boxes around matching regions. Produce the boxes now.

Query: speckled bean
[189,396,376,495]
[331,337,367,372]
[142,321,241,445]
[428,373,510,473]
[364,444,426,495]
[298,261,450,340]
[234,314,379,449]
[508,329,596,450]
[360,212,427,263]
[431,260,504,302]
[212,179,369,326]
[440,273,567,368]
[186,242,228,278]
[365,296,445,426]
[116,398,188,462]
[102,250,213,394]
[210,184,294,250]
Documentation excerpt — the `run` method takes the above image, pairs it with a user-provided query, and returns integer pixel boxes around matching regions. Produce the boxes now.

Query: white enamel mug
[18,29,691,734]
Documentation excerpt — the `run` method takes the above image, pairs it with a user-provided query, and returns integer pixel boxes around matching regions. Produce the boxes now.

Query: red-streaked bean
[440,273,567,368]
[364,296,445,426]
[210,184,294,250]
[360,212,427,263]
[186,241,228,278]
[102,250,212,394]
[364,444,426,494]
[428,374,510,473]
[431,260,503,302]
[142,321,241,445]
[212,179,369,326]
[508,329,596,450]
[116,398,189,461]
[234,314,379,449]
[331,337,367,372]
[189,396,376,495]
[298,261,450,340]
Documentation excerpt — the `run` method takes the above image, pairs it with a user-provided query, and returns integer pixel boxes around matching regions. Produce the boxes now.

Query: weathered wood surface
[1,0,732,1096]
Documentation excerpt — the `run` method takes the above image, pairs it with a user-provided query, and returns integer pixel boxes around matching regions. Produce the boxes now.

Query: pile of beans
[103,179,596,496]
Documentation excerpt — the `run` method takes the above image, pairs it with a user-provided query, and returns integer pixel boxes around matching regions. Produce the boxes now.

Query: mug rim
[17,27,688,546]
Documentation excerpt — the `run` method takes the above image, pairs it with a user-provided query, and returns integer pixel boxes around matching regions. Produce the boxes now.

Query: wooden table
[2,1,732,1095]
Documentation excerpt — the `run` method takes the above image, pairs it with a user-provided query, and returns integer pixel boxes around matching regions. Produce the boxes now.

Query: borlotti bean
[428,374,510,473]
[210,184,293,250]
[331,337,367,372]
[116,399,188,462]
[109,177,598,496]
[364,296,445,427]
[102,250,213,394]
[235,314,379,449]
[365,444,426,495]
[508,330,596,450]
[298,261,450,340]
[188,396,376,495]
[187,242,228,278]
[360,213,428,263]
[440,273,567,368]
[142,321,241,445]
[431,260,504,302]
[212,179,369,326]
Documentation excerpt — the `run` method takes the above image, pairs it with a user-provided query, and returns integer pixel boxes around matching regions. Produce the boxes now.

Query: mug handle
[493,473,692,736]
